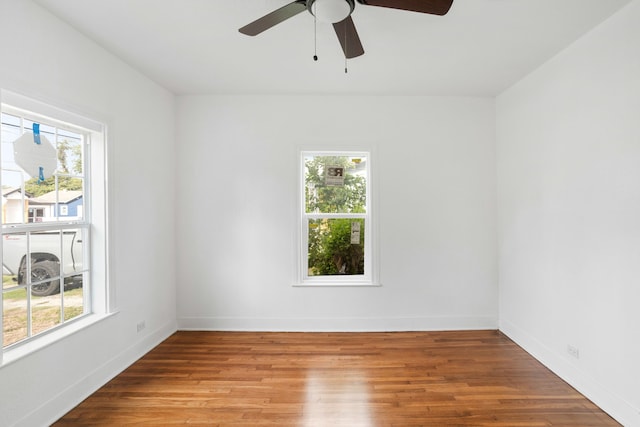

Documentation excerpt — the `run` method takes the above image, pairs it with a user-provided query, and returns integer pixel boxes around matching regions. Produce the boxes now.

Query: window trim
[296,148,380,287]
[0,89,110,361]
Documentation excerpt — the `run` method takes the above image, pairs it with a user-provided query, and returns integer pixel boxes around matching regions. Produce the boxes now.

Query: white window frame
[297,149,379,287]
[0,90,110,363]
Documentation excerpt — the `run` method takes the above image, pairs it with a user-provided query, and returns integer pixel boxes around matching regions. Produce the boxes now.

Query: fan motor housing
[307,0,355,23]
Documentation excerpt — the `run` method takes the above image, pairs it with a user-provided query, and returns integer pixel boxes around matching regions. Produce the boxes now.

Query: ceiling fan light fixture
[309,0,355,24]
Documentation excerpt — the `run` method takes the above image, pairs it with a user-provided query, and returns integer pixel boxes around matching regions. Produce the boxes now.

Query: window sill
[294,281,381,287]
[1,311,118,368]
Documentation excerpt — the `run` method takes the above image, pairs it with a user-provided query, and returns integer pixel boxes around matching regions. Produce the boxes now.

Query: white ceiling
[34,0,631,96]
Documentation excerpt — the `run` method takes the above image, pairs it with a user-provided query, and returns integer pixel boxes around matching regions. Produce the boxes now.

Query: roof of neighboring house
[2,186,32,199]
[29,190,83,205]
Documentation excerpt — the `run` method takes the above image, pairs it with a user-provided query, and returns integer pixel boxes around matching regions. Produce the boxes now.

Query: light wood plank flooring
[54,330,620,426]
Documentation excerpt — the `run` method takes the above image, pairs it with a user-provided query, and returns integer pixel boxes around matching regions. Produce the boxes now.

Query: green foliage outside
[305,156,366,276]
[308,218,365,275]
[25,176,83,197]
[56,139,83,176]
[305,156,366,214]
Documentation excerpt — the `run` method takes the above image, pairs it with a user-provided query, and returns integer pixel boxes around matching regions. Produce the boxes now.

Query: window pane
[2,232,27,285]
[56,131,83,175]
[32,292,62,336]
[29,231,62,297]
[1,112,21,168]
[62,229,84,277]
[308,218,365,276]
[2,170,28,224]
[22,118,54,137]
[2,288,28,347]
[28,181,84,222]
[2,113,27,225]
[304,155,367,214]
[64,274,85,322]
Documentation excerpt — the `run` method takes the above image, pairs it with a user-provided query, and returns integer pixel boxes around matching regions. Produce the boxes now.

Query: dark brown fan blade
[356,0,453,16]
[333,16,364,59]
[239,1,307,36]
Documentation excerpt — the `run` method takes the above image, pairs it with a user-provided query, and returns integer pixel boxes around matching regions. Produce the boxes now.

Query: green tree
[305,156,366,276]
[308,218,364,275]
[305,156,366,214]
[56,139,83,174]
[57,139,71,173]
[25,176,83,197]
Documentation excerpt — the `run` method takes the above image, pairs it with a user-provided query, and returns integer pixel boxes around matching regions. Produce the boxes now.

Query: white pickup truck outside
[2,230,83,296]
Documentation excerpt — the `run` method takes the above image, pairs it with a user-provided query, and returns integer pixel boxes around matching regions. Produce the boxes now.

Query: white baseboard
[500,319,639,427]
[15,319,178,427]
[177,315,498,332]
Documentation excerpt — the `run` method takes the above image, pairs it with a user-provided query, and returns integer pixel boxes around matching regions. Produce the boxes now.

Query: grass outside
[3,274,17,289]
[2,286,84,347]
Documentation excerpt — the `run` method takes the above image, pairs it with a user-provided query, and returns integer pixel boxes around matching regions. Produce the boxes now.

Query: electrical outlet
[136,320,146,333]
[567,345,580,359]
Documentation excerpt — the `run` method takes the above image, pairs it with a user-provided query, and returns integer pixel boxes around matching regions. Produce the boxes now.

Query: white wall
[176,95,497,331]
[496,1,640,425]
[0,1,177,426]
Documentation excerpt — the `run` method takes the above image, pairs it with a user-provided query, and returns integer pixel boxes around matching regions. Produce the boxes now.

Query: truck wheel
[30,261,61,297]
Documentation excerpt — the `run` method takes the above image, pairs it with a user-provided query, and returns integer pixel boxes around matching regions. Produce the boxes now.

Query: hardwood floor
[54,330,619,426]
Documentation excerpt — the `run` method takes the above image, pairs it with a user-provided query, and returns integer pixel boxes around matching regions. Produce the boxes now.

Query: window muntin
[1,105,92,349]
[301,152,372,284]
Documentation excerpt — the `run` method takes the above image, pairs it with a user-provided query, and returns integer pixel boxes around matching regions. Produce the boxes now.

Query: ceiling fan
[239,0,454,59]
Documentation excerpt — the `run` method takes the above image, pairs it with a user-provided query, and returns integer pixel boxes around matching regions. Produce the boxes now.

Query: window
[299,151,375,285]
[1,92,107,351]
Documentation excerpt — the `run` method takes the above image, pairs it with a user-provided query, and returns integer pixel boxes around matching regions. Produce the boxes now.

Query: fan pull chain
[344,24,348,73]
[313,12,318,61]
